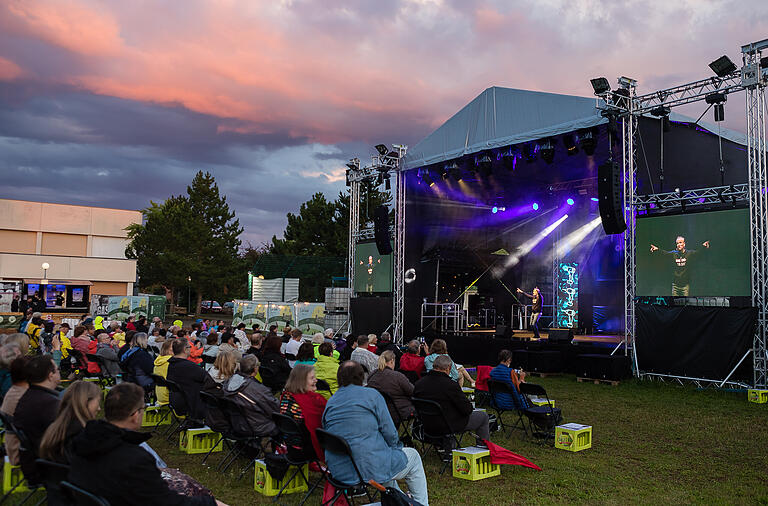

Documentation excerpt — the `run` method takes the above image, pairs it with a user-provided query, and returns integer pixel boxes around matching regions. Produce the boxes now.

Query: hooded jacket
[222,373,279,436]
[313,355,339,400]
[68,420,215,506]
[167,357,211,420]
[153,355,172,404]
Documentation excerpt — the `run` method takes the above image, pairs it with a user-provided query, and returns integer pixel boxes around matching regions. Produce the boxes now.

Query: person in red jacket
[399,340,428,378]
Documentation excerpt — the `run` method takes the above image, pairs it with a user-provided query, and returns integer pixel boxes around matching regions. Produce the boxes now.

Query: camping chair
[67,349,92,380]
[148,374,185,434]
[372,388,414,446]
[216,397,268,476]
[486,379,528,436]
[60,481,111,506]
[519,383,562,443]
[162,377,205,442]
[272,413,325,505]
[473,365,493,407]
[0,412,28,503]
[35,459,70,505]
[85,354,119,387]
[198,391,230,466]
[10,424,45,505]
[411,397,468,474]
[315,429,377,505]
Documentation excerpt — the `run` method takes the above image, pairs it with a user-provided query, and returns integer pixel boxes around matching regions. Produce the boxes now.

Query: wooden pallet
[577,377,620,386]
[527,371,561,378]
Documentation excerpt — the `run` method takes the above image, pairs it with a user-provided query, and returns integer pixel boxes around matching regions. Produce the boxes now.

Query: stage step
[577,377,620,386]
[527,371,561,378]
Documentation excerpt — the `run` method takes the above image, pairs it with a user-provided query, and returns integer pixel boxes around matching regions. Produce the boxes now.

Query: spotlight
[446,161,462,181]
[477,154,493,176]
[563,134,578,155]
[578,127,599,156]
[438,165,449,180]
[532,203,539,211]
[523,144,537,163]
[492,206,498,214]
[714,104,725,122]
[709,55,737,77]
[705,92,727,104]
[539,138,556,164]
[566,198,575,206]
[590,197,599,202]
[651,106,671,132]
[501,147,518,170]
[374,144,389,156]
[421,171,435,187]
[590,77,611,95]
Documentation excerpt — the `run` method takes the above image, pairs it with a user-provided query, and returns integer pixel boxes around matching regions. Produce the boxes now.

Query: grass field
[139,376,768,506]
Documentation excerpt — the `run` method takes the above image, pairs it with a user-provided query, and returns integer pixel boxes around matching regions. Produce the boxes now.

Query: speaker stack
[373,205,392,255]
[597,160,627,235]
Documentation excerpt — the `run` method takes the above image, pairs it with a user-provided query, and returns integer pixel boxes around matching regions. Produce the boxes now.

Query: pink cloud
[0,56,24,80]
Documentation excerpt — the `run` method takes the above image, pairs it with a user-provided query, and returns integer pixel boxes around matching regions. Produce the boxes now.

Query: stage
[451,328,623,345]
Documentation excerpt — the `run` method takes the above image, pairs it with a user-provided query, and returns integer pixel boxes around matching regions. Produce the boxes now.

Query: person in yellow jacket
[152,340,174,405]
[311,333,340,360]
[314,342,339,400]
[57,323,73,359]
[94,316,105,332]
[107,321,126,348]
[25,314,44,351]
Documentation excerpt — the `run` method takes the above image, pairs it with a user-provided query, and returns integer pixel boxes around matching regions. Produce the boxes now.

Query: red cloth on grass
[483,439,542,471]
[293,391,327,461]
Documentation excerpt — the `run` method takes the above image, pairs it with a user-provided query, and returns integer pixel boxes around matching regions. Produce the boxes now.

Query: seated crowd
[0,311,544,506]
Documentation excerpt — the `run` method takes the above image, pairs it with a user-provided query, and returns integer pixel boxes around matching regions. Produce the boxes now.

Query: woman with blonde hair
[39,380,102,463]
[423,338,475,387]
[209,350,239,384]
[366,350,415,422]
[279,364,327,461]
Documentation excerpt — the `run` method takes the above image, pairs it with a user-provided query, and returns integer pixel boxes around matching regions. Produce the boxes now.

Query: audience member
[124,315,136,331]
[0,343,22,400]
[367,351,415,422]
[489,349,529,409]
[39,380,101,463]
[285,328,303,367]
[0,332,30,356]
[68,383,225,506]
[202,333,220,370]
[350,335,378,379]
[313,343,339,400]
[222,355,278,436]
[218,332,240,356]
[14,355,62,483]
[414,355,490,448]
[323,362,429,505]
[259,336,291,391]
[245,332,263,358]
[1,356,29,465]
[209,350,239,384]
[234,323,249,352]
[338,334,356,362]
[294,341,317,366]
[121,332,155,389]
[280,364,327,461]
[424,339,475,387]
[153,340,174,406]
[367,333,378,354]
[135,316,149,334]
[399,340,428,378]
[375,332,402,368]
[167,339,211,420]
[95,332,122,377]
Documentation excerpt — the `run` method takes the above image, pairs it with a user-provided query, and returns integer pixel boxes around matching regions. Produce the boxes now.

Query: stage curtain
[635,305,756,380]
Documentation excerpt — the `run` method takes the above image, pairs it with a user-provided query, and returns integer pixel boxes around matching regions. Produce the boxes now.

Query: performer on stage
[516,286,542,339]
[650,236,710,296]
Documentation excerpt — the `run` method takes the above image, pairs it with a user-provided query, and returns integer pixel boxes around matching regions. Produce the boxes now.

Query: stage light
[477,154,493,176]
[559,216,603,255]
[445,161,462,181]
[705,92,727,104]
[375,144,389,156]
[376,171,384,185]
[590,197,599,202]
[539,138,556,164]
[566,198,575,206]
[492,206,498,214]
[421,171,435,187]
[523,144,536,162]
[345,169,350,187]
[501,214,569,272]
[714,104,725,122]
[709,55,737,77]
[563,134,578,155]
[532,203,539,211]
[438,165,449,180]
[502,147,518,170]
[651,106,671,132]
[590,77,611,95]
[578,127,599,156]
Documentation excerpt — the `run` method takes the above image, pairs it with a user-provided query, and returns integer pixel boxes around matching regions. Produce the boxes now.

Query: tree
[126,171,244,314]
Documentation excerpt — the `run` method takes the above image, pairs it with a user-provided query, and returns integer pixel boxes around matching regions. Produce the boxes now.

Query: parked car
[201,300,222,313]
[222,301,234,314]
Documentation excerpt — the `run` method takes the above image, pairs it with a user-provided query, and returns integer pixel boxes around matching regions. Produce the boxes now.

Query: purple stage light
[590,197,599,202]
[532,203,539,211]
[566,198,575,206]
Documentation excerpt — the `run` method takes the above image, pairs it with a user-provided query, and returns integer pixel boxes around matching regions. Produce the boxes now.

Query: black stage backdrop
[350,297,392,337]
[636,305,756,380]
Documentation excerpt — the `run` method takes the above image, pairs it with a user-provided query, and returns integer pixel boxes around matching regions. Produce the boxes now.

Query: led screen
[354,242,393,293]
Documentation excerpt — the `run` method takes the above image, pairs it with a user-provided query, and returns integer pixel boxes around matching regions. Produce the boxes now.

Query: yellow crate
[529,397,555,408]
[141,404,171,427]
[179,427,223,454]
[254,459,308,496]
[2,456,30,494]
[748,389,768,404]
[452,447,501,481]
[555,423,592,452]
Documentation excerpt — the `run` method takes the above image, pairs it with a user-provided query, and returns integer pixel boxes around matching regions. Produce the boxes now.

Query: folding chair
[398,370,420,385]
[315,429,377,505]
[519,383,562,443]
[198,391,230,466]
[0,412,28,504]
[85,354,119,387]
[60,481,111,506]
[9,424,45,505]
[271,413,324,505]
[35,459,70,505]
[372,389,413,446]
[216,397,268,476]
[486,379,528,436]
[411,397,468,474]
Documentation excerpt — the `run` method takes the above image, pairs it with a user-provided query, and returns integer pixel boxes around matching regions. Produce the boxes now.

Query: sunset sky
[1,0,765,246]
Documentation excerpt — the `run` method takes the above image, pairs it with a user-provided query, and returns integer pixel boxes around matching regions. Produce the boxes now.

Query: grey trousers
[465,410,490,440]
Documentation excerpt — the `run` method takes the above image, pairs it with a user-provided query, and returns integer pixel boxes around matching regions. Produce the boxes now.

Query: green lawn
[146,377,768,506]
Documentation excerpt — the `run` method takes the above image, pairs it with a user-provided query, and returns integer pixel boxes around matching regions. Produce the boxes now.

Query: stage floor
[452,329,624,345]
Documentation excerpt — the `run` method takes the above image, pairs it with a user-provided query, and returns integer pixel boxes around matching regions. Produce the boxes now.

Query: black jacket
[222,373,279,436]
[121,348,155,387]
[375,341,403,369]
[14,384,61,483]
[413,370,473,434]
[166,357,211,420]
[69,420,215,506]
[260,351,291,391]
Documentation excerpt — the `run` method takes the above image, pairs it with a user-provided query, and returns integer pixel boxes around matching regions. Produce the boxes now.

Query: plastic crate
[141,404,171,427]
[529,397,555,408]
[748,389,768,404]
[3,456,30,494]
[555,423,592,452]
[254,459,309,496]
[179,427,223,454]
[452,447,501,481]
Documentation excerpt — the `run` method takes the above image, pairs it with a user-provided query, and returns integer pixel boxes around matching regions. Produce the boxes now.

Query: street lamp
[41,262,50,285]
[187,276,191,315]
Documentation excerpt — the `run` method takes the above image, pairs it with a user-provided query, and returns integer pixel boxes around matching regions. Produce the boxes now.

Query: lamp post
[41,262,50,285]
[187,276,191,315]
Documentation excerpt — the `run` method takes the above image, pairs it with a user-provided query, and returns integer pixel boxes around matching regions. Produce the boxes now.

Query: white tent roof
[404,86,747,170]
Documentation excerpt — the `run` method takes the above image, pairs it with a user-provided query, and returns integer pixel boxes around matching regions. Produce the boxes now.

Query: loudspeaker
[548,328,573,343]
[374,205,392,255]
[597,160,626,235]
[495,325,513,339]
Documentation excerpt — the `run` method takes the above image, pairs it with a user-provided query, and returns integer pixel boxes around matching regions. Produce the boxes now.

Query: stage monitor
[636,208,750,296]
[354,241,393,294]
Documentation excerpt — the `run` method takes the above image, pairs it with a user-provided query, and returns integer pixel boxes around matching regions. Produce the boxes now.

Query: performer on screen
[650,236,710,296]
[516,286,542,339]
